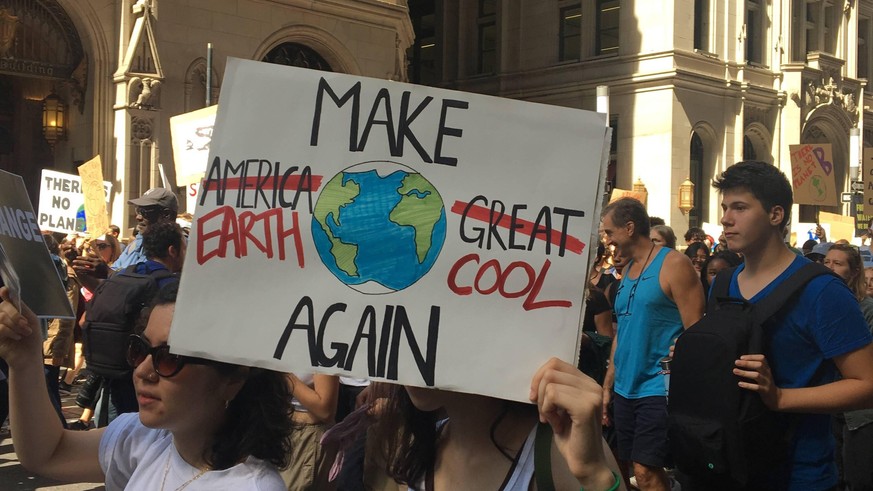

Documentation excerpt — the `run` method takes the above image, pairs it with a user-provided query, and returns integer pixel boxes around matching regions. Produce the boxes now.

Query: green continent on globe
[312,173,360,277]
[389,173,443,263]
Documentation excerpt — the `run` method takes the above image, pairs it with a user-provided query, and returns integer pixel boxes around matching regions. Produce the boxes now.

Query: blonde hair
[828,244,866,301]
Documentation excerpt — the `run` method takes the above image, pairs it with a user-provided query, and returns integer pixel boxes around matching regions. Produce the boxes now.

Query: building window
[806,0,821,53]
[596,0,620,56]
[823,0,839,54]
[408,1,440,85]
[793,0,841,60]
[607,116,618,193]
[746,0,765,65]
[689,132,705,228]
[560,4,582,61]
[261,43,332,71]
[743,135,758,160]
[477,0,497,74]
[860,17,870,81]
[694,0,710,52]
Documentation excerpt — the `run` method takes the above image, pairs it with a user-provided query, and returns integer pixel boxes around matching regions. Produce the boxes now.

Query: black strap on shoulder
[534,422,555,491]
[707,266,738,311]
[751,262,834,324]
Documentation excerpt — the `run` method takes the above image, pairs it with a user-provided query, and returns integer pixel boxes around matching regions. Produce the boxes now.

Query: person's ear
[769,205,784,227]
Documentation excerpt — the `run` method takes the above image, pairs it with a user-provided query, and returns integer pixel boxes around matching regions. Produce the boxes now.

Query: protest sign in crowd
[0,59,872,491]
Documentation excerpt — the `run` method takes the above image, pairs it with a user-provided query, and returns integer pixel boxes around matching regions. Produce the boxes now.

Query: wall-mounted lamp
[42,92,66,148]
[679,177,695,214]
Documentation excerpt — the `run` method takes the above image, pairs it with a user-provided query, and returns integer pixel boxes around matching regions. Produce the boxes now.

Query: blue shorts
[613,393,670,468]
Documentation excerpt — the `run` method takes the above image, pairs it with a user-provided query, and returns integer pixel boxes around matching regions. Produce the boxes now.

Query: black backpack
[82,264,175,379]
[667,262,833,488]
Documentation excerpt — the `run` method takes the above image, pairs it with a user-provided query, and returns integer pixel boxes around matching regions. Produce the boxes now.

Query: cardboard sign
[77,156,110,236]
[169,58,610,402]
[819,211,855,242]
[38,169,112,234]
[170,105,217,186]
[789,144,838,207]
[0,170,74,318]
[864,148,873,216]
[609,188,647,206]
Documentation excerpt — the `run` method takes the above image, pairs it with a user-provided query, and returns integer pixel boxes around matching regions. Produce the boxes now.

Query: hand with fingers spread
[0,286,42,368]
[71,250,109,279]
[734,354,782,410]
[530,357,617,490]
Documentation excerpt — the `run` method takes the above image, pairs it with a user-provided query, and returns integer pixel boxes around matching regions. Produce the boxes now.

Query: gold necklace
[160,452,210,491]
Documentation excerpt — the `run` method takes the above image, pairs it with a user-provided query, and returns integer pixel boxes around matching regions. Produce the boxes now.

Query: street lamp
[42,92,66,148]
[679,177,695,214]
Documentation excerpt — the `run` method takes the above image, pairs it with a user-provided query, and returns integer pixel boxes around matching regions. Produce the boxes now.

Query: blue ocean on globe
[311,165,447,293]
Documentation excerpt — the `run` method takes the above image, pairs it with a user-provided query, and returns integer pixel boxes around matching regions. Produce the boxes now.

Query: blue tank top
[613,247,684,398]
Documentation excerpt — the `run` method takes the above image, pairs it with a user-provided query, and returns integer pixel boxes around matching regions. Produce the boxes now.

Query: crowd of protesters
[1,159,873,490]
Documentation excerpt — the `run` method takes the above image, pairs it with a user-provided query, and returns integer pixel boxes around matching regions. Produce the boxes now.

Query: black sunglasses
[127,334,214,377]
[136,206,164,219]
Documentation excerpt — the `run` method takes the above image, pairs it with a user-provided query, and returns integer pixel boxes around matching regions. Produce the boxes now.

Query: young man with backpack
[81,221,184,427]
[673,161,873,490]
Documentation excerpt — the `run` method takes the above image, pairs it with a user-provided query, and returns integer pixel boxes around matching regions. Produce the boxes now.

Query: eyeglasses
[96,242,112,250]
[127,334,213,377]
[615,281,639,317]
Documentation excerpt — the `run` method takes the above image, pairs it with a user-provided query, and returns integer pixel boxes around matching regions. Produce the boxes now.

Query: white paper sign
[37,169,112,234]
[170,105,217,186]
[170,59,610,401]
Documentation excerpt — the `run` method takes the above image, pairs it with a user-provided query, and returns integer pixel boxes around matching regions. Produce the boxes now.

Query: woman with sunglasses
[0,283,293,490]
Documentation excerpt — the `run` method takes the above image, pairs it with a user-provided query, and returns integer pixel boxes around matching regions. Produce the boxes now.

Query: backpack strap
[707,266,739,311]
[751,262,835,324]
[534,422,555,491]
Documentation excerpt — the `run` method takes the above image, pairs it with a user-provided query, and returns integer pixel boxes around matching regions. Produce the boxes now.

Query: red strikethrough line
[450,200,586,255]
[203,175,323,192]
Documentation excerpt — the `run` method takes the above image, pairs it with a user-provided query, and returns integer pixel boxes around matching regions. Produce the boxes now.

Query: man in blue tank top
[713,161,873,490]
[601,197,704,490]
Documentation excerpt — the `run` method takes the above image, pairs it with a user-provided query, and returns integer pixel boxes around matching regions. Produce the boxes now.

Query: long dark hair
[373,384,535,485]
[144,282,295,469]
[372,384,440,485]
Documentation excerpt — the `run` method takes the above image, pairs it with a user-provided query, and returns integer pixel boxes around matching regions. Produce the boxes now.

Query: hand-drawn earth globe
[311,161,447,294]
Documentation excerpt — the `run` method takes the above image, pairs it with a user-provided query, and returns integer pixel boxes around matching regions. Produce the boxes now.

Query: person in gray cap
[114,188,179,270]
[66,187,178,292]
[805,241,834,264]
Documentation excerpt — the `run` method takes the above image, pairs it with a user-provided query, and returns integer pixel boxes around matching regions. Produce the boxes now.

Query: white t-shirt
[99,412,286,490]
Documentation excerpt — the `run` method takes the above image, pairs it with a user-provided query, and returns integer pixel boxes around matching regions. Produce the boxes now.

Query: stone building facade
[409,0,871,231]
[0,0,412,230]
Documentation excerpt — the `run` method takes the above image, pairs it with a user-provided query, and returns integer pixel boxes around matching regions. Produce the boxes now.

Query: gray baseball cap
[128,187,178,212]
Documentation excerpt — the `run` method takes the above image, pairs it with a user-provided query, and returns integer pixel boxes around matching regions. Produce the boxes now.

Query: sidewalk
[0,382,105,490]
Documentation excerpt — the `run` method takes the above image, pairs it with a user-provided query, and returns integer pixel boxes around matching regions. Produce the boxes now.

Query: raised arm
[287,373,340,423]
[530,358,625,491]
[0,287,105,483]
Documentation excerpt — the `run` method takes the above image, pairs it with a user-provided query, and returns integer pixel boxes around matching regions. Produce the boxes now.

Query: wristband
[580,470,620,491]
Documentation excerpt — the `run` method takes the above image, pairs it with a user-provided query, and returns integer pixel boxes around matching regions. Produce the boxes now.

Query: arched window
[261,43,332,72]
[743,135,757,161]
[690,132,705,228]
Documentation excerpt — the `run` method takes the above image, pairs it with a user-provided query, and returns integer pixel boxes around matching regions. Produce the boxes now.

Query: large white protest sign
[170,58,610,401]
[0,170,74,318]
[38,169,111,234]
